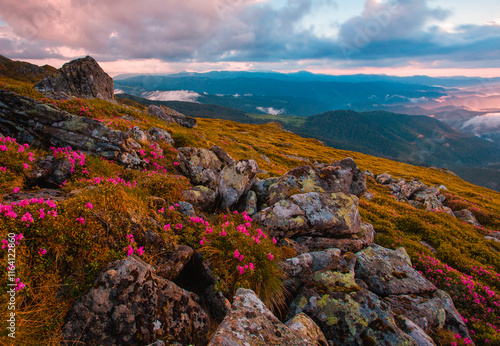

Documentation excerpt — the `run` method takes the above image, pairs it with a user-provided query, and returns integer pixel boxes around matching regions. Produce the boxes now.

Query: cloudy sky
[1,0,500,76]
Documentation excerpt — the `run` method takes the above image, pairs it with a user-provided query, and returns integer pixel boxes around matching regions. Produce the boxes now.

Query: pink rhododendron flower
[38,248,47,255]
[272,237,277,245]
[268,253,274,260]
[136,247,144,256]
[125,245,134,257]
[237,266,245,275]
[12,187,20,193]
[85,202,93,209]
[76,217,85,224]
[249,263,254,271]
[23,163,29,170]
[234,249,240,259]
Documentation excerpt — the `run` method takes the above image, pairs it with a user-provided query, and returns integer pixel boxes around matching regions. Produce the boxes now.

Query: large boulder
[255,192,362,238]
[35,56,115,101]
[217,160,259,210]
[398,179,427,200]
[181,186,217,210]
[355,245,437,296]
[0,90,142,166]
[267,160,366,206]
[176,147,223,189]
[207,288,327,346]
[454,209,481,227]
[148,105,197,128]
[61,256,211,345]
[385,290,471,339]
[288,272,417,345]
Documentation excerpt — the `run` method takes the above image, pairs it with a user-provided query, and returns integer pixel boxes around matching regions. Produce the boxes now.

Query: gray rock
[202,284,231,322]
[324,157,367,197]
[35,56,115,102]
[255,192,362,239]
[0,90,142,167]
[364,191,375,200]
[61,256,210,345]
[217,160,259,210]
[244,190,258,215]
[148,127,174,145]
[181,186,217,210]
[396,315,437,346]
[454,209,482,227]
[207,288,326,345]
[399,179,427,200]
[27,156,73,187]
[294,222,375,254]
[376,172,392,185]
[284,313,329,346]
[176,147,223,189]
[288,276,417,345]
[355,245,437,296]
[175,201,196,217]
[210,145,236,166]
[148,105,176,123]
[128,126,148,144]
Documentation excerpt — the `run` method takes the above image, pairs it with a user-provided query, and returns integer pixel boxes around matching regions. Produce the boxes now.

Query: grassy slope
[0,75,499,345]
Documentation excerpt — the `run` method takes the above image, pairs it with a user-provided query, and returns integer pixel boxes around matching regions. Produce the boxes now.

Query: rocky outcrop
[284,244,472,345]
[0,89,142,166]
[148,127,175,145]
[35,56,115,102]
[148,104,197,128]
[217,160,259,210]
[27,156,73,187]
[377,174,454,215]
[255,192,362,238]
[355,245,437,296]
[176,147,223,190]
[61,256,211,345]
[207,288,327,346]
[181,186,217,210]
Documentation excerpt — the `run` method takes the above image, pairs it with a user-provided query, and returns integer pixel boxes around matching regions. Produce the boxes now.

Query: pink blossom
[85,202,94,210]
[173,162,180,166]
[1,239,8,249]
[39,208,45,219]
[164,224,171,231]
[38,248,47,255]
[234,249,240,259]
[136,247,144,256]
[14,279,25,291]
[125,244,134,257]
[249,262,254,271]
[239,255,244,262]
[23,163,29,170]
[0,167,6,172]
[237,266,245,275]
[12,187,20,193]
[169,206,175,210]
[126,234,134,243]
[175,223,183,230]
[272,237,277,245]
[76,217,85,224]
[268,253,274,260]
[157,208,164,213]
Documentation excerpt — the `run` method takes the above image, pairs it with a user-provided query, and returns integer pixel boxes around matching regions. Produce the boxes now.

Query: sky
[1,0,500,77]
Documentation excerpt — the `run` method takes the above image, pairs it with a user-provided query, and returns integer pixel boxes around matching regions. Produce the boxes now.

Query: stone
[148,105,175,123]
[396,315,437,346]
[207,288,326,346]
[255,192,362,239]
[0,90,142,167]
[322,157,367,197]
[217,160,259,210]
[148,127,174,145]
[35,56,115,101]
[355,245,437,297]
[364,191,374,200]
[386,289,472,340]
[294,222,375,254]
[364,170,375,179]
[267,165,324,205]
[61,256,210,345]
[128,126,148,144]
[161,105,197,128]
[454,209,482,227]
[175,201,196,217]
[181,186,216,210]
[252,177,280,206]
[288,279,417,345]
[210,145,236,166]
[244,190,258,216]
[376,172,392,185]
[284,313,329,346]
[176,147,223,189]
[27,156,73,187]
[156,245,195,280]
[399,179,427,200]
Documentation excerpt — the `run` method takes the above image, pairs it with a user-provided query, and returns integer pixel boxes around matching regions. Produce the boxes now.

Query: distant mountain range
[117,93,500,191]
[115,71,500,148]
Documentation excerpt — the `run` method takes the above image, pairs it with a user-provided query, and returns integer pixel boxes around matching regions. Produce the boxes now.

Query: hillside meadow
[0,76,499,345]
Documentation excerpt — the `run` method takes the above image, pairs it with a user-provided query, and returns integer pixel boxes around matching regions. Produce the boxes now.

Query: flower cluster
[124,234,144,257]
